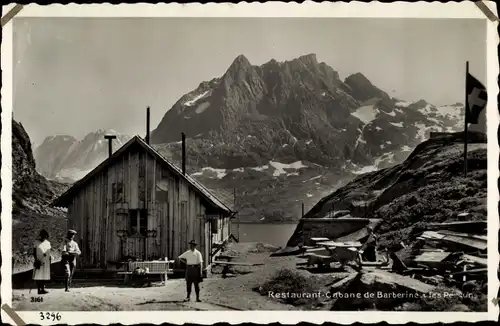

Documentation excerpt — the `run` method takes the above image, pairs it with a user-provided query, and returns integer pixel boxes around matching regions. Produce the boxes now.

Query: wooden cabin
[52,135,234,271]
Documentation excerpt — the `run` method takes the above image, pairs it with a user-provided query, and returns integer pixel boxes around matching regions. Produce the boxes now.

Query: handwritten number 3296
[40,312,61,321]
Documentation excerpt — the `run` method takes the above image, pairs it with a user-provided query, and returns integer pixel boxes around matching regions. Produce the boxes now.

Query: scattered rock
[449,304,471,312]
[332,270,435,310]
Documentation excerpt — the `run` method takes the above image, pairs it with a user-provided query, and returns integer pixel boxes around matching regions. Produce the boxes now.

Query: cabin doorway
[123,209,148,260]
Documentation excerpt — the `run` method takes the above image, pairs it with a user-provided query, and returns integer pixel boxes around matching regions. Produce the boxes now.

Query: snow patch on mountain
[351,104,378,124]
[353,152,396,174]
[190,161,308,179]
[303,175,322,183]
[251,164,269,172]
[421,103,463,124]
[195,102,211,114]
[354,128,367,147]
[390,122,404,128]
[395,100,413,108]
[401,145,412,152]
[269,161,308,177]
[191,167,227,179]
[184,90,210,106]
[415,123,428,142]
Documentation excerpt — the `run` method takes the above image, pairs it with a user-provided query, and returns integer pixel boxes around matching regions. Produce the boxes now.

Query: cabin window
[156,189,168,203]
[112,182,124,203]
[156,180,169,203]
[129,209,148,236]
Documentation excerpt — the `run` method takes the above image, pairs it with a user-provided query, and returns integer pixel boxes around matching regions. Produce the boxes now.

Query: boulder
[332,270,435,310]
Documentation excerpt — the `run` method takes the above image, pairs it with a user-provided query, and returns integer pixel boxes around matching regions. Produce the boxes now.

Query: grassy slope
[285,131,487,249]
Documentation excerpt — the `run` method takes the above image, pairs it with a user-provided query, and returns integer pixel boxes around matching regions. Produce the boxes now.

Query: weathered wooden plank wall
[66,143,227,269]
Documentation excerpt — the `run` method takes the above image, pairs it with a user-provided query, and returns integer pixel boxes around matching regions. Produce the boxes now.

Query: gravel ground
[12,242,330,311]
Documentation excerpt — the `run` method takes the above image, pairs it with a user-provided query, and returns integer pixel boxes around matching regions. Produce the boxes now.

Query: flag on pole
[466,73,488,125]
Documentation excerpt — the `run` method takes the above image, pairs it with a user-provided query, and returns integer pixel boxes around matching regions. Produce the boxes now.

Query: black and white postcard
[1,2,498,324]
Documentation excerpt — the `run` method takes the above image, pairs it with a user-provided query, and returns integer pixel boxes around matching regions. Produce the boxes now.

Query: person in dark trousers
[178,240,203,302]
[33,229,52,294]
[61,229,81,292]
[361,226,378,262]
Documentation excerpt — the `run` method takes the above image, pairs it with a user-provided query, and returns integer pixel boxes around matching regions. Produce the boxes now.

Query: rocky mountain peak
[345,72,370,85]
[35,129,132,180]
[12,119,54,204]
[296,53,318,66]
[148,53,464,181]
[344,72,390,102]
[225,54,253,74]
[13,120,36,169]
[413,99,429,107]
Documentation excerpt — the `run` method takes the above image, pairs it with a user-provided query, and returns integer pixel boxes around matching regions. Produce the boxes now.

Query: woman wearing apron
[33,229,52,294]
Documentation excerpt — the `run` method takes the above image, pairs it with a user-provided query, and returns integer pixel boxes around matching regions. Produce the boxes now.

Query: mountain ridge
[150,54,464,175]
[35,129,131,182]
[34,54,466,222]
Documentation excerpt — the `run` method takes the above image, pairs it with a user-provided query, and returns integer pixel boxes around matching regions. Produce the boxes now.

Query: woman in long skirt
[32,229,52,294]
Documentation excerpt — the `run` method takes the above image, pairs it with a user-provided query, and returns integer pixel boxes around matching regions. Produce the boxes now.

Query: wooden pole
[181,132,186,175]
[145,106,150,144]
[301,202,305,217]
[104,135,117,158]
[464,61,469,177]
[234,188,239,240]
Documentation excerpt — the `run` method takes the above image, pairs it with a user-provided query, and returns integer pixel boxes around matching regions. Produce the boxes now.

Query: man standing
[361,226,378,262]
[62,230,81,292]
[178,240,203,302]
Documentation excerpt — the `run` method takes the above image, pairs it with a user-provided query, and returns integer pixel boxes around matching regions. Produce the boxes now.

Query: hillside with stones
[284,131,487,249]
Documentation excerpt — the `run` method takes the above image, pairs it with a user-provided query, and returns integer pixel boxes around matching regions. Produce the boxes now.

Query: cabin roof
[51,136,232,214]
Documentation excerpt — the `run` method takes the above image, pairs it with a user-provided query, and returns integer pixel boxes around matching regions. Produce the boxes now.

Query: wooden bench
[118,261,174,286]
[216,254,239,262]
[211,253,239,276]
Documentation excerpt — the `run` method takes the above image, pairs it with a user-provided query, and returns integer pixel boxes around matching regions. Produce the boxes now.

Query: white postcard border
[1,1,499,325]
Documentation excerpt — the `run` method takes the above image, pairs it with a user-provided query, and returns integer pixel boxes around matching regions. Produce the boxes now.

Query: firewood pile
[392,220,487,289]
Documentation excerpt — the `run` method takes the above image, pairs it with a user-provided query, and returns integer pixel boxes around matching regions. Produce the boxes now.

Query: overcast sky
[13,18,486,145]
